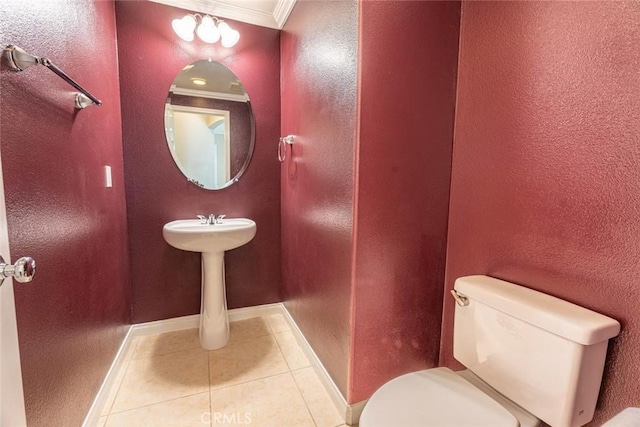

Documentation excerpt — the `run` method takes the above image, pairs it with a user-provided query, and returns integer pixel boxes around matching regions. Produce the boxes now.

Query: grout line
[128,318,272,362]
[104,348,135,416]
[209,370,291,393]
[208,346,213,427]
[271,325,295,372]
[229,332,272,343]
[130,345,203,361]
[107,390,210,416]
[130,346,203,361]
[291,368,319,427]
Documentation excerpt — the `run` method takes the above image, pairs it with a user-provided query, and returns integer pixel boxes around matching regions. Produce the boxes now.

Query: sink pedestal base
[199,252,229,350]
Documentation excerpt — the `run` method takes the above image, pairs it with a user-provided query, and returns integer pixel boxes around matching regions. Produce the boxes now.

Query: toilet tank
[453,275,620,427]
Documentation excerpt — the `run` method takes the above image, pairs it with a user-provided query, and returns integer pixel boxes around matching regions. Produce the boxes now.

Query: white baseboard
[128,314,199,338]
[346,399,368,425]
[228,302,283,322]
[126,303,283,338]
[82,326,135,427]
[83,302,366,426]
[280,307,369,425]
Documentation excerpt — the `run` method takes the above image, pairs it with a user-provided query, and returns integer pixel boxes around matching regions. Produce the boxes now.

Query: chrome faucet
[197,214,226,225]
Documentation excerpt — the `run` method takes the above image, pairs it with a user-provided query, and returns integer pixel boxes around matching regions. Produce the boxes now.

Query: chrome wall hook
[278,135,294,162]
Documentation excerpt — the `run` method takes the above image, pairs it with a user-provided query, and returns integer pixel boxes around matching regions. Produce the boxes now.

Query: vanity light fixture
[172,14,240,47]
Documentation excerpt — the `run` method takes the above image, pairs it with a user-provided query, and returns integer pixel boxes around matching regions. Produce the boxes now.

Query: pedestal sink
[162,218,256,349]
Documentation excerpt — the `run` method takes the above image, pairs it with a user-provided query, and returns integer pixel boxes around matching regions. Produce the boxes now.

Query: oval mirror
[164,59,255,190]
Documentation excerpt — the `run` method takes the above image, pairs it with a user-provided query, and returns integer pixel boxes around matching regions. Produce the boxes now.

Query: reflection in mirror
[164,59,254,190]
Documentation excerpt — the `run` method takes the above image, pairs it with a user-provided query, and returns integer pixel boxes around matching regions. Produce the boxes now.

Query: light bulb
[196,15,220,43]
[172,15,196,41]
[217,21,232,36]
[221,29,240,48]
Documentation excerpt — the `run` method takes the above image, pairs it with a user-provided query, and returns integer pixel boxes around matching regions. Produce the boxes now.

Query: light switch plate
[105,166,112,188]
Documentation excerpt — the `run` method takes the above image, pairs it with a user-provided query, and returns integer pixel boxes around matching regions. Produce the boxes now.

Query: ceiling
[148,0,297,29]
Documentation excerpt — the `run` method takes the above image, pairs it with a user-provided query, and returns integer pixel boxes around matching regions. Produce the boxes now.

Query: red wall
[350,0,460,403]
[116,1,282,323]
[281,0,359,397]
[442,2,640,424]
[0,1,130,425]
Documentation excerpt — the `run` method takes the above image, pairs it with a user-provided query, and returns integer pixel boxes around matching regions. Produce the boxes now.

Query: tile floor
[95,315,348,427]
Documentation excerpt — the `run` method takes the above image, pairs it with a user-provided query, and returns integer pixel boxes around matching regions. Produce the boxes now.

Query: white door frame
[0,147,27,426]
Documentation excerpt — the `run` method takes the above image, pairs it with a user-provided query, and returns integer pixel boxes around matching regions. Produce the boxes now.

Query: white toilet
[360,275,620,427]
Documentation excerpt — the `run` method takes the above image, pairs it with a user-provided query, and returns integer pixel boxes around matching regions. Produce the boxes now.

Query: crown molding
[149,0,297,30]
[273,0,296,28]
[170,86,249,102]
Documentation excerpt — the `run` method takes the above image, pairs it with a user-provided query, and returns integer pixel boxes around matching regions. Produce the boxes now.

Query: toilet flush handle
[450,290,469,307]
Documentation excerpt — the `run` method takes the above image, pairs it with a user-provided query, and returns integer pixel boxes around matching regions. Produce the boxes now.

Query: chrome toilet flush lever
[450,290,469,307]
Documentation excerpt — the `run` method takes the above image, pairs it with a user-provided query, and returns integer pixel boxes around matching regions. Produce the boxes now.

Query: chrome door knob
[0,255,36,285]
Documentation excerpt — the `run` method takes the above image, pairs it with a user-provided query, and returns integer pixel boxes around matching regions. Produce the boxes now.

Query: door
[0,148,27,426]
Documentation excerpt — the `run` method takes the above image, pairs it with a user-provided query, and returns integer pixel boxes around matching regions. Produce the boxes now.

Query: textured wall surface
[350,0,460,403]
[0,1,130,425]
[116,1,282,322]
[442,2,640,425]
[280,0,359,396]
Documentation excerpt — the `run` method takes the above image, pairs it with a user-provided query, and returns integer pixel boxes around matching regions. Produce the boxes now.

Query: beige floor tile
[274,331,310,370]
[106,392,210,427]
[210,372,314,427]
[112,347,209,413]
[266,313,290,334]
[96,416,108,427]
[293,367,344,427]
[132,328,200,359]
[100,359,130,416]
[229,317,272,342]
[209,334,289,390]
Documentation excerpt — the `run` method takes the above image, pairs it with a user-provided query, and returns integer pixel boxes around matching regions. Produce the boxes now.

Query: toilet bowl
[360,275,620,427]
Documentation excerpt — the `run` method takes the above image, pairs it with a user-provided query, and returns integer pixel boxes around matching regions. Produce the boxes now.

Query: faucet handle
[197,215,208,224]
[216,215,226,224]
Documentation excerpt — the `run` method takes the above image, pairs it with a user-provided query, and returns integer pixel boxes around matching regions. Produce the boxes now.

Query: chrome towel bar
[3,44,102,109]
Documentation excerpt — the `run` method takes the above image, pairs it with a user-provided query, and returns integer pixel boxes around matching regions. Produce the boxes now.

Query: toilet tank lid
[454,276,620,345]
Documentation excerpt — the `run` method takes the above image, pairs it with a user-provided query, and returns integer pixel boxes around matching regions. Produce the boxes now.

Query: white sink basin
[162,217,257,350]
[163,218,256,253]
